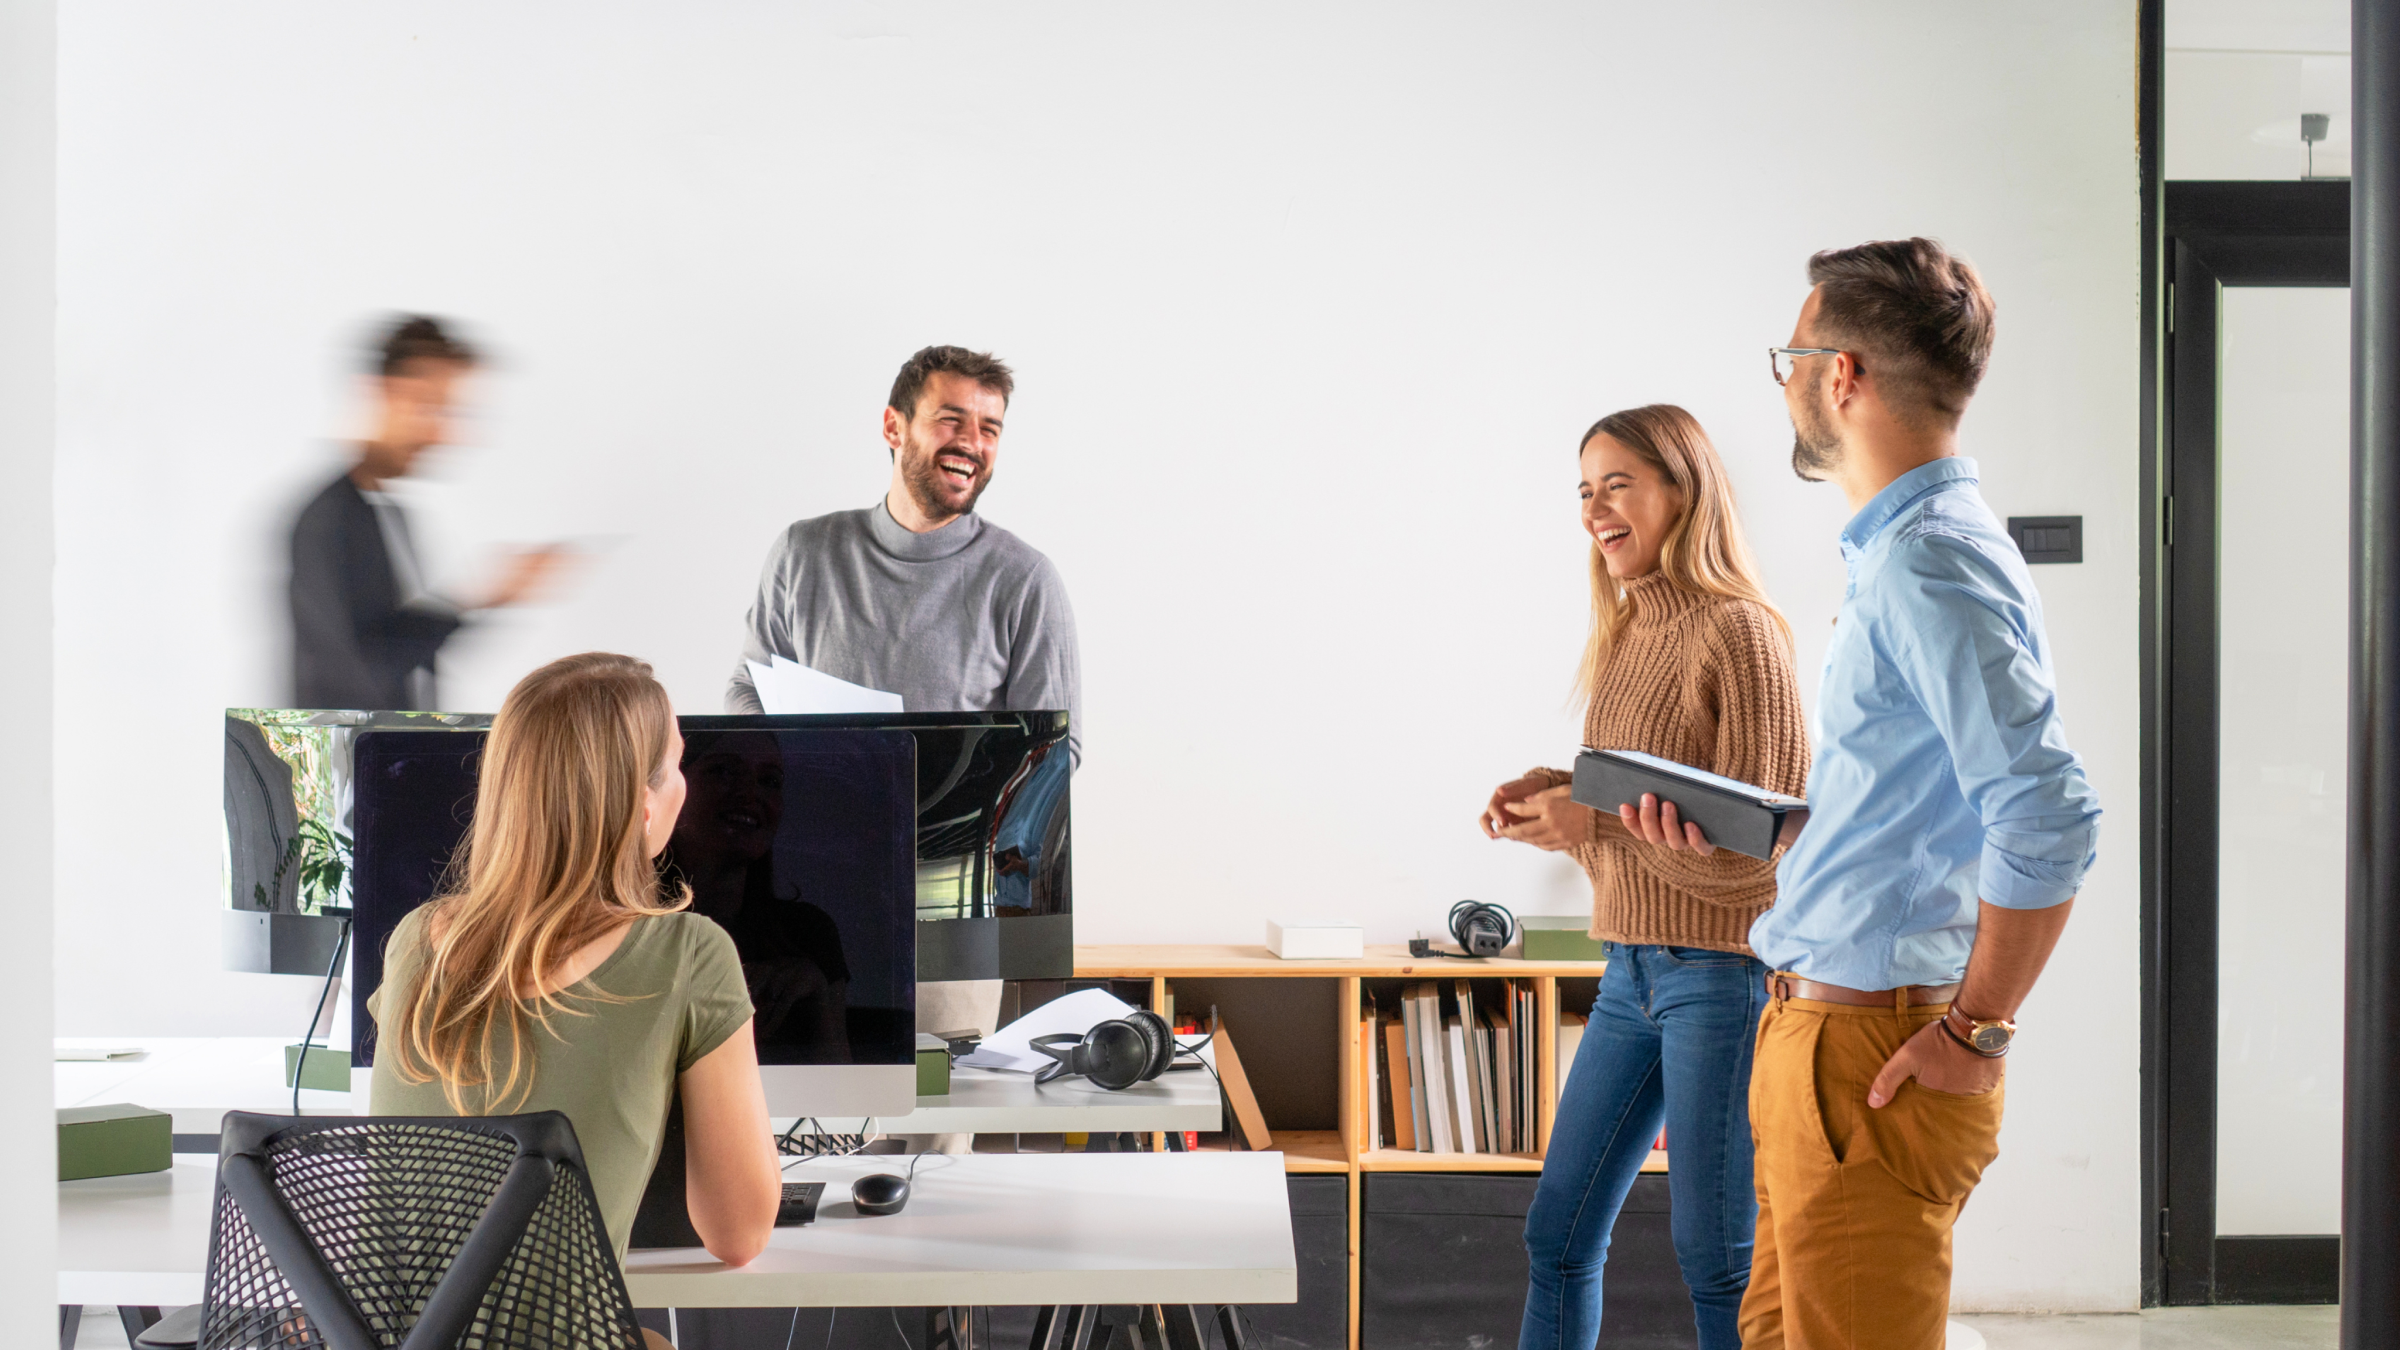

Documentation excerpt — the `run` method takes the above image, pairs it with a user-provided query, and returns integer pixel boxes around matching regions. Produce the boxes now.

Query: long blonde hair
[386,652,691,1111]
[1576,405,1793,705]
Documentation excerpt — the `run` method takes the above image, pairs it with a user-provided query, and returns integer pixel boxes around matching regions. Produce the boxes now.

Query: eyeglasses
[1769,347,1842,386]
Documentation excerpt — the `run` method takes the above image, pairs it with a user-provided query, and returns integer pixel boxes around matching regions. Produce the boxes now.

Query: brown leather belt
[1765,971,1961,1007]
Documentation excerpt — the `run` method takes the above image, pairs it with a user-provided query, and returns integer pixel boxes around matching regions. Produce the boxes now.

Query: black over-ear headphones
[1031,1009,1178,1090]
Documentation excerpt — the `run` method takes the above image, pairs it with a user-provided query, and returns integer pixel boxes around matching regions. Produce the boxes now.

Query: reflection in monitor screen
[661,728,915,1065]
[350,727,916,1076]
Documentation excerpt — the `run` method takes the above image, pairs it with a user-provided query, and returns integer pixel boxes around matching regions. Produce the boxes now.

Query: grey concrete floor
[1957,1306,2339,1349]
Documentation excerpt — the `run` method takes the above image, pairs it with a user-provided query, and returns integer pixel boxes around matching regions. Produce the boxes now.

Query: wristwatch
[1942,1005,2015,1058]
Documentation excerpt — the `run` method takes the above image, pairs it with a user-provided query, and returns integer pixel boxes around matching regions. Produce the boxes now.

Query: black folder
[1569,748,1807,860]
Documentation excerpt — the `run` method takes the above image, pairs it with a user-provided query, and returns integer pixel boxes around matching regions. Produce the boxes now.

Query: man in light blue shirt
[1739,240,2099,1349]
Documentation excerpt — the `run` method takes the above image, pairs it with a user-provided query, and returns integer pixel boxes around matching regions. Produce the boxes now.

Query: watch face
[1970,1023,2013,1054]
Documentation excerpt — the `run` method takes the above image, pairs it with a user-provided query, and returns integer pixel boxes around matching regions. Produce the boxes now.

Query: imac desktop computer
[349,724,921,1117]
[679,711,1075,983]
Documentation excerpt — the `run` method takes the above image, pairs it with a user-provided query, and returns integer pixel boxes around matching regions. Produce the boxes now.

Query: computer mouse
[852,1171,910,1216]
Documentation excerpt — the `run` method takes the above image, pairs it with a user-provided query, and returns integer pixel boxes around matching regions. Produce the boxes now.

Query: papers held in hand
[1570,749,1806,860]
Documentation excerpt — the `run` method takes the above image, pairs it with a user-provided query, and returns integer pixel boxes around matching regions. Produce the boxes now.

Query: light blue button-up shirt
[1749,457,2100,989]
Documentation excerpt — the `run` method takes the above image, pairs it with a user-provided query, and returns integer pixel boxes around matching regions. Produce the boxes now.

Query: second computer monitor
[350,725,919,1117]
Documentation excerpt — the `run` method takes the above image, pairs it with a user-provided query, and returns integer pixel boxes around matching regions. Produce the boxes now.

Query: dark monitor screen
[679,711,1074,981]
[350,726,916,1071]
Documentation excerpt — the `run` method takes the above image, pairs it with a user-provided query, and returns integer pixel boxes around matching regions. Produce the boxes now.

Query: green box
[1520,915,1609,962]
[284,1044,351,1092]
[58,1103,172,1181]
[916,1033,952,1097]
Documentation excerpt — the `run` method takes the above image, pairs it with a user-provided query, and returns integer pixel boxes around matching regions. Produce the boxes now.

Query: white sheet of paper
[745,657,904,715]
[956,986,1139,1073]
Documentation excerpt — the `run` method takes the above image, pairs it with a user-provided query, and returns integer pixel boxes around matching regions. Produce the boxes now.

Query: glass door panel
[2214,284,2349,1236]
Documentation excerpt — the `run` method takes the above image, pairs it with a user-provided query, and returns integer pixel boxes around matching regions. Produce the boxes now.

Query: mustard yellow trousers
[1737,992,2004,1350]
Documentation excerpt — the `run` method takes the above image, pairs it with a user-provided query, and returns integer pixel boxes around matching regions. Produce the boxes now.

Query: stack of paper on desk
[957,987,1139,1073]
[745,655,904,715]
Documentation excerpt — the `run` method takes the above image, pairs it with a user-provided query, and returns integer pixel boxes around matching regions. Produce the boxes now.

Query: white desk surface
[56,1037,1221,1137]
[61,1151,1296,1311]
[55,1038,349,1134]
[627,1153,1294,1308]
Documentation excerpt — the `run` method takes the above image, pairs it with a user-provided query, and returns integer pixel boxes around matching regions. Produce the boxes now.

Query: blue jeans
[1519,942,1767,1350]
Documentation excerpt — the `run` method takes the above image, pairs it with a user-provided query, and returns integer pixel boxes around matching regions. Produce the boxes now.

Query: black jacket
[289,472,461,709]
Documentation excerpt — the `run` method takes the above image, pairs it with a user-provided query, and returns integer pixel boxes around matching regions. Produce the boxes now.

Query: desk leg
[59,1306,81,1350]
[1097,1305,1148,1350]
[1213,1307,1247,1350]
[1029,1305,1098,1350]
[1157,1305,1207,1350]
[118,1307,163,1344]
[926,1305,977,1350]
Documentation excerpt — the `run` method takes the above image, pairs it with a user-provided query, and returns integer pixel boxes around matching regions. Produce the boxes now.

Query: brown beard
[900,441,991,522]
[1789,370,1844,482]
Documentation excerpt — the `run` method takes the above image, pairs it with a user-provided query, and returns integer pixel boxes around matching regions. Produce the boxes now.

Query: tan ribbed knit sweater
[1528,571,1810,955]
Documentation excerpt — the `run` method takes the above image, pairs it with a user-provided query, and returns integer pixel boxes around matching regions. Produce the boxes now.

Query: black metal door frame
[2146,179,2349,1307]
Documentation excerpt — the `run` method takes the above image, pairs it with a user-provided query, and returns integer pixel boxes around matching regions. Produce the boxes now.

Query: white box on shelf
[1266,919,1363,960]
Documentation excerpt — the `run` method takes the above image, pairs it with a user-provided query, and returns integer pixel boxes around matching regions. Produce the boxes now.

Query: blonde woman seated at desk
[368,652,783,1302]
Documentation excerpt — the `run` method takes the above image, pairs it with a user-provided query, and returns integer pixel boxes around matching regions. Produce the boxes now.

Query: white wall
[53,1,2140,1310]
[1,0,57,1336]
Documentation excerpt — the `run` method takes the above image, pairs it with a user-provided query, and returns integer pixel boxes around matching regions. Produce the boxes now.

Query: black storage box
[1239,1175,1350,1349]
[1361,1172,1694,1350]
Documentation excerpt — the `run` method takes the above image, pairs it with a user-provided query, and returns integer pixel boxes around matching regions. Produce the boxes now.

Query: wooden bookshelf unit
[1074,944,1660,1350]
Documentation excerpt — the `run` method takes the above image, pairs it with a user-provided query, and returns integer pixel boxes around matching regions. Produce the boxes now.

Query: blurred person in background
[725,343,1080,1151]
[288,314,568,710]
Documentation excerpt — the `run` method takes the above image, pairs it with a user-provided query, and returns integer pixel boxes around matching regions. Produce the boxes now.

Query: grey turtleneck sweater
[726,501,1082,765]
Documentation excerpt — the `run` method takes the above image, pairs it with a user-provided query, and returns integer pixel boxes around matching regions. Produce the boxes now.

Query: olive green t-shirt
[367,909,753,1257]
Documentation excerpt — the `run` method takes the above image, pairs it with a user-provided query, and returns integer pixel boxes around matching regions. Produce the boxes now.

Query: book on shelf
[1454,980,1489,1153]
[1383,1013,1417,1151]
[1520,982,1537,1148]
[1376,978,1550,1157]
[1442,1011,1477,1155]
[1360,1005,1383,1152]
[1558,1009,1588,1103]
[1491,1005,1515,1153]
[1405,982,1448,1152]
[1212,1018,1275,1151]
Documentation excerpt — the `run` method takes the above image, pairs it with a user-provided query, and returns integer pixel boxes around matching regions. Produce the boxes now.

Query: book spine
[1405,984,1440,1152]
[1557,1012,1587,1105]
[1444,1014,1477,1155]
[1384,1018,1417,1152]
[1521,983,1537,1151]
[1493,1006,1515,1154]
[1361,1008,1381,1152]
[1455,981,1488,1153]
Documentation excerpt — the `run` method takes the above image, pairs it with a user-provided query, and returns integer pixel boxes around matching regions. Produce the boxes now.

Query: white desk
[55,1039,349,1135]
[626,1153,1294,1308]
[55,1037,1222,1137]
[60,1151,1297,1311]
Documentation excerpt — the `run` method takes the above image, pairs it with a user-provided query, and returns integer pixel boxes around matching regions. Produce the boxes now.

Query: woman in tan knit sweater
[1481,404,1807,1350]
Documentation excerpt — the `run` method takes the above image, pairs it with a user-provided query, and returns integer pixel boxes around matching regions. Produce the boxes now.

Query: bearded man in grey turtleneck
[725,345,1081,767]
[725,347,1079,1149]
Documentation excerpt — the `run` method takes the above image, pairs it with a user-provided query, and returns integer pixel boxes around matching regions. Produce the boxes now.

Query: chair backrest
[199,1111,643,1350]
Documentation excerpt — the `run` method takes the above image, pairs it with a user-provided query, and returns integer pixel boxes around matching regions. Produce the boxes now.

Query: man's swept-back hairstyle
[1578,405,1793,703]
[371,314,479,378]
[888,345,1015,418]
[1805,238,1994,422]
[385,652,690,1113]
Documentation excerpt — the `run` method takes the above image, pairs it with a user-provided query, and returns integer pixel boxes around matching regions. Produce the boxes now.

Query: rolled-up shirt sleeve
[1888,533,2101,910]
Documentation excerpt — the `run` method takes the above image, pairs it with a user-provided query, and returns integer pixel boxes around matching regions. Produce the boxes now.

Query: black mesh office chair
[138,1110,644,1350]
